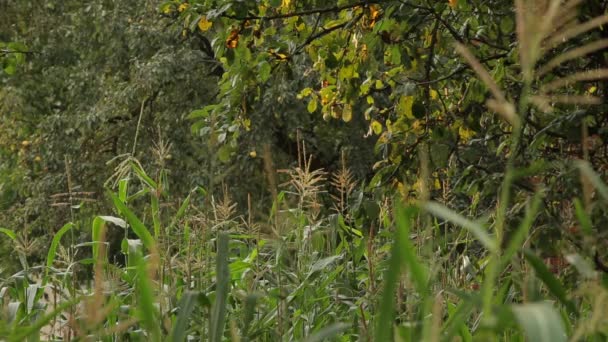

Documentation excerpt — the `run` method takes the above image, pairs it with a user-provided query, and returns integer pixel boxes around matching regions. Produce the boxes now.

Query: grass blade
[210,233,230,342]
[132,248,161,341]
[512,302,567,342]
[424,201,498,252]
[375,204,422,341]
[0,228,17,241]
[9,297,80,342]
[242,293,261,339]
[501,192,543,270]
[110,191,155,249]
[302,322,350,342]
[577,161,608,202]
[44,222,74,283]
[171,291,199,342]
[395,205,428,295]
[524,250,577,316]
[573,198,592,235]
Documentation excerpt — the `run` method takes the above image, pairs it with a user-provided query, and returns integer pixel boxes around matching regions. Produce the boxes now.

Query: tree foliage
[0,0,218,262]
[170,0,608,257]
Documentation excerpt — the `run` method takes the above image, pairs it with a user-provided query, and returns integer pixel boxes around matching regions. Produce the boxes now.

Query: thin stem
[481,80,530,327]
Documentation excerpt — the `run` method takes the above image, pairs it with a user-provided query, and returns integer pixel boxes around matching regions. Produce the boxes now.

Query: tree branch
[223,1,381,21]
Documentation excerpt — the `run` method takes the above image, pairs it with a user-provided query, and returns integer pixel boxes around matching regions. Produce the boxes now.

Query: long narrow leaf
[577,161,608,202]
[395,205,428,295]
[375,204,410,341]
[171,291,199,342]
[0,228,17,241]
[303,322,350,342]
[210,233,230,342]
[44,222,74,283]
[134,249,161,342]
[512,302,567,342]
[501,192,543,270]
[110,192,155,249]
[424,202,498,252]
[524,250,577,315]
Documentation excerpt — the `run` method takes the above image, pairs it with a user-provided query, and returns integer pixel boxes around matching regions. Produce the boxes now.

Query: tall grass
[1,0,608,340]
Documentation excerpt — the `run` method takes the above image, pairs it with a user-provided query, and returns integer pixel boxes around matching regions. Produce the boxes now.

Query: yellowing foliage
[342,104,353,122]
[226,29,239,48]
[198,16,213,32]
[369,5,381,28]
[178,3,189,12]
[371,120,383,135]
[458,126,475,142]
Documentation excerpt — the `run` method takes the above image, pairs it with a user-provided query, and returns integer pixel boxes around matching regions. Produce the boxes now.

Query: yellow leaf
[249,150,257,158]
[178,3,189,13]
[161,4,173,14]
[397,95,414,118]
[371,120,383,135]
[413,178,423,194]
[198,16,213,32]
[243,118,251,131]
[458,126,475,142]
[397,182,408,198]
[588,86,597,94]
[430,89,438,100]
[369,5,381,28]
[411,120,423,133]
[434,178,441,190]
[342,104,353,122]
[448,0,458,9]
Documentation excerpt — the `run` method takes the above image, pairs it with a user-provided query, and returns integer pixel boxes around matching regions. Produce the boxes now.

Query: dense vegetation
[1,0,608,340]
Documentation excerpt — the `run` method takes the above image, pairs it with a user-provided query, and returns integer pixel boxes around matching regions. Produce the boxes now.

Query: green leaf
[3,61,16,75]
[45,222,74,282]
[259,60,271,82]
[564,254,595,279]
[577,160,608,202]
[242,293,261,337]
[0,228,17,241]
[395,205,428,295]
[171,291,199,342]
[424,201,498,252]
[9,297,80,342]
[501,191,543,270]
[133,249,161,341]
[209,233,230,342]
[512,302,567,342]
[131,162,158,189]
[524,250,577,316]
[169,192,192,230]
[573,198,592,235]
[303,323,350,342]
[217,145,233,163]
[376,204,427,340]
[390,46,402,65]
[151,194,160,238]
[110,192,155,249]
[307,98,318,113]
